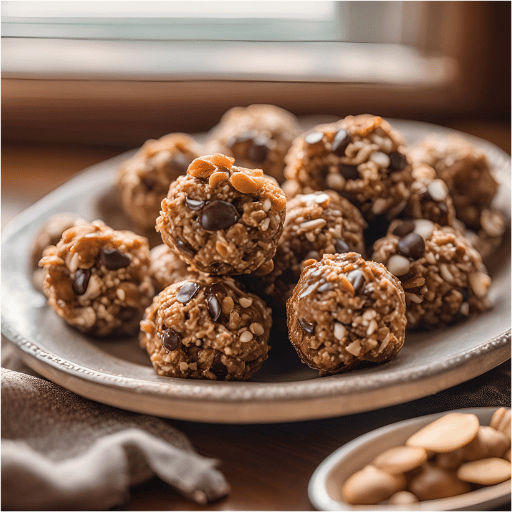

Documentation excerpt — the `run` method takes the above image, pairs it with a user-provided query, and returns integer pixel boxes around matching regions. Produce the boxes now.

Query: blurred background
[2,0,511,224]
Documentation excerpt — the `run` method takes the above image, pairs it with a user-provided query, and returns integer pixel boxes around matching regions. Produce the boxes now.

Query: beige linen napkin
[1,366,230,510]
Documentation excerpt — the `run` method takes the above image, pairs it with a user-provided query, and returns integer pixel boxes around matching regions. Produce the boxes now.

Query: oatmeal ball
[39,220,154,336]
[372,220,491,329]
[149,244,197,293]
[115,133,203,230]
[206,104,301,184]
[402,164,456,226]
[157,153,287,275]
[140,275,272,380]
[283,114,412,219]
[30,213,87,292]
[409,136,499,229]
[258,191,366,307]
[452,212,507,262]
[286,253,406,374]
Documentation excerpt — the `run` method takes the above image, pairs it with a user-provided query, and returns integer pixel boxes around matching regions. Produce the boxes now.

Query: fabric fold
[1,368,230,510]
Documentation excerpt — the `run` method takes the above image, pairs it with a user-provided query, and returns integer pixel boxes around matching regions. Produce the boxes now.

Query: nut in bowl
[308,408,511,510]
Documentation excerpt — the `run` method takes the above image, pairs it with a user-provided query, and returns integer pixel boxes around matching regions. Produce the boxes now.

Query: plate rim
[2,119,511,422]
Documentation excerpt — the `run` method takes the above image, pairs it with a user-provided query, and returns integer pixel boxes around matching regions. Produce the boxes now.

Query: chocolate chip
[332,129,352,157]
[298,318,315,335]
[72,268,91,295]
[210,352,228,380]
[318,282,333,293]
[347,269,365,295]
[389,151,407,172]
[338,163,359,180]
[141,175,157,190]
[392,221,415,237]
[335,239,350,253]
[247,137,270,163]
[398,233,425,259]
[99,248,131,270]
[185,196,206,210]
[177,281,200,304]
[304,131,324,145]
[201,200,239,231]
[160,328,181,352]
[208,283,226,298]
[175,237,195,257]
[207,292,222,322]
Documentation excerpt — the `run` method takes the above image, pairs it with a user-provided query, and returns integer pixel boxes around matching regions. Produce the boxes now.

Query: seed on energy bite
[304,131,324,145]
[347,269,365,295]
[370,151,391,168]
[176,281,200,303]
[389,151,407,171]
[338,163,359,180]
[200,200,239,231]
[99,248,131,270]
[318,282,334,292]
[72,268,91,295]
[386,254,411,277]
[427,179,448,202]
[185,197,206,210]
[412,219,435,241]
[332,129,351,157]
[398,233,425,259]
[298,318,315,334]
[392,221,415,237]
[160,328,181,352]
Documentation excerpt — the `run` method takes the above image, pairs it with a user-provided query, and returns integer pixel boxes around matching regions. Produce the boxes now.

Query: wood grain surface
[1,123,510,510]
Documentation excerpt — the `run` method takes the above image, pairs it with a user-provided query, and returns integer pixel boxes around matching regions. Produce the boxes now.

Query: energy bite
[283,114,412,219]
[149,244,197,293]
[402,164,456,225]
[140,276,272,380]
[30,213,87,292]
[39,220,154,336]
[115,133,203,230]
[372,220,491,329]
[286,253,406,374]
[206,104,301,184]
[409,135,499,229]
[258,190,366,307]
[453,211,507,262]
[157,153,287,275]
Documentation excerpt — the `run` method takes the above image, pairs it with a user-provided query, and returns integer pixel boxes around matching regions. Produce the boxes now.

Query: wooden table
[2,121,510,510]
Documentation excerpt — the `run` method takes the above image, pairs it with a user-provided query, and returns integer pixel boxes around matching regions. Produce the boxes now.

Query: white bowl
[308,407,511,511]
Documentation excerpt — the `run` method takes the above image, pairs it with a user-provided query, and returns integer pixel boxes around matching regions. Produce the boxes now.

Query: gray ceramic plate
[2,119,510,424]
